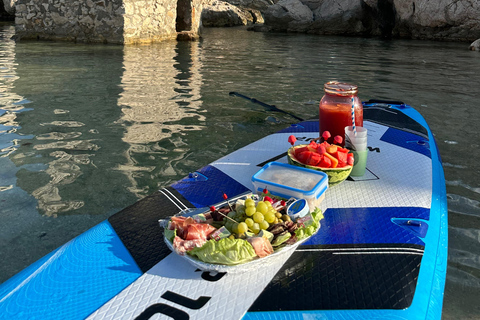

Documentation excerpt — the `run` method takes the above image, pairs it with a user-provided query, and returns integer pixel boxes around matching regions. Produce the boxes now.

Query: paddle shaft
[229,92,304,121]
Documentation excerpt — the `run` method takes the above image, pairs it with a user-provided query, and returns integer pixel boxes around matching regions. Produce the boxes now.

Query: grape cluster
[223,197,291,236]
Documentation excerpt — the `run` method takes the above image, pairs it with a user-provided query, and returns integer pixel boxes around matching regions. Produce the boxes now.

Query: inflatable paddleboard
[0,100,448,320]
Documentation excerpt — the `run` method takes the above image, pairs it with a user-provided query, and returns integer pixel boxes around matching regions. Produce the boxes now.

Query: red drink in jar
[319,81,363,146]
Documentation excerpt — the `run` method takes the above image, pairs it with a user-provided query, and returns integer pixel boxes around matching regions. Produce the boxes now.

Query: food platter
[163,230,313,274]
[160,192,323,274]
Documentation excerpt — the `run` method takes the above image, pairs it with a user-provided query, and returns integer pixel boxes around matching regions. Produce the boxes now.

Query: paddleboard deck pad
[0,101,448,320]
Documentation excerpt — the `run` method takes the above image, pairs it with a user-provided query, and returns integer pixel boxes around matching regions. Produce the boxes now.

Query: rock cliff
[2,0,480,43]
[261,0,480,42]
[202,0,264,27]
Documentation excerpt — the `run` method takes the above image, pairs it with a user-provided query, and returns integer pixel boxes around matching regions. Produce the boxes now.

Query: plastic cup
[348,136,367,144]
[345,126,367,138]
[350,149,368,176]
[351,142,367,151]
[345,125,368,176]
[345,137,367,151]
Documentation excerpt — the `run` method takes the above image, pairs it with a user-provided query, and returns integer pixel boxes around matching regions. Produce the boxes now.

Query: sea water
[0,23,479,319]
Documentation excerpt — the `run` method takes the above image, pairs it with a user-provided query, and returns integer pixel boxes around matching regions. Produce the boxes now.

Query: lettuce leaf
[295,208,323,240]
[164,226,176,242]
[311,207,324,223]
[271,232,291,247]
[187,238,256,265]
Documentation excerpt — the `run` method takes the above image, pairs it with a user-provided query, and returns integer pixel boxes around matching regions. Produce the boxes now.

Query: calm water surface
[0,23,479,318]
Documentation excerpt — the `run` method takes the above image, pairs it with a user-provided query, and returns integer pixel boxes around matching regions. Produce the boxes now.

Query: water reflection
[0,25,31,196]
[116,40,205,197]
[9,38,130,217]
[0,25,29,158]
[6,36,208,216]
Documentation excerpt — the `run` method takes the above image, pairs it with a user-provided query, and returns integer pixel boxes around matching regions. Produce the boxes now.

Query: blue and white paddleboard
[0,101,448,320]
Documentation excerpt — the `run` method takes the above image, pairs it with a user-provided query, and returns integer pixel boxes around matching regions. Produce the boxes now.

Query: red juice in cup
[319,82,363,146]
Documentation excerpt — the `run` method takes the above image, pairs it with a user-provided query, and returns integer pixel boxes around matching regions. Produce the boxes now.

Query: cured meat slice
[170,216,196,239]
[172,236,206,255]
[247,237,274,258]
[185,223,216,241]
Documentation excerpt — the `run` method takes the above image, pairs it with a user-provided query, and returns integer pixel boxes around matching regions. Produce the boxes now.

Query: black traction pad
[249,243,423,311]
[108,187,193,273]
[363,103,428,138]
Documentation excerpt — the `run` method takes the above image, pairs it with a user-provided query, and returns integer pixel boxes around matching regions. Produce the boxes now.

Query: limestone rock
[261,0,480,41]
[177,31,199,41]
[2,0,15,16]
[202,0,263,27]
[223,0,275,12]
[309,0,365,35]
[264,0,313,32]
[470,39,480,51]
[393,0,480,41]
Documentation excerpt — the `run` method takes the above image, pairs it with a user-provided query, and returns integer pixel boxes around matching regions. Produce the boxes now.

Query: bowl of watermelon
[287,135,353,187]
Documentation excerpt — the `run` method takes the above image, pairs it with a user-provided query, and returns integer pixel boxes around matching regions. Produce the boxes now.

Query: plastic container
[286,198,310,220]
[319,81,363,146]
[251,162,328,211]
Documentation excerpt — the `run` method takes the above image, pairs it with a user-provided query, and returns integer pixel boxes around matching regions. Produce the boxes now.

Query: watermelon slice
[336,151,348,167]
[318,156,331,168]
[307,140,318,152]
[295,146,309,157]
[306,152,321,166]
[297,151,310,164]
[298,151,321,166]
[317,144,326,155]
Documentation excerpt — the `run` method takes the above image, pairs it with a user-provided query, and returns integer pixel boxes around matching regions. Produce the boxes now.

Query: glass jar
[319,81,363,146]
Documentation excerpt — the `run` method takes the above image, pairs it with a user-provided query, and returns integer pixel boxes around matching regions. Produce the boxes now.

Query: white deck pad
[87,251,293,320]
[212,121,432,209]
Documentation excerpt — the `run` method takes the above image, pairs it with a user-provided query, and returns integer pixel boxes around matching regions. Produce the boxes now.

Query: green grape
[252,223,261,234]
[236,213,246,223]
[245,198,255,208]
[275,211,282,219]
[225,220,234,232]
[245,206,256,216]
[259,220,269,230]
[236,205,246,215]
[265,201,272,208]
[256,201,268,214]
[231,223,239,234]
[264,211,276,224]
[237,222,248,234]
[245,218,254,228]
[227,211,236,219]
[253,212,264,223]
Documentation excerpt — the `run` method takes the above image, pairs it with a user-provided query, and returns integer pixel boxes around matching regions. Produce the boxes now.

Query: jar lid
[287,198,309,220]
[324,81,358,96]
